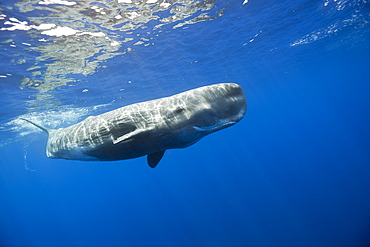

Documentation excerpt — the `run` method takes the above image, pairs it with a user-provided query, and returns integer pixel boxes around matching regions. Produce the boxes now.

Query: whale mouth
[193,121,236,132]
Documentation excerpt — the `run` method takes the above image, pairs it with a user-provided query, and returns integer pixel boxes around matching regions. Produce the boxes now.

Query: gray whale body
[22,83,247,168]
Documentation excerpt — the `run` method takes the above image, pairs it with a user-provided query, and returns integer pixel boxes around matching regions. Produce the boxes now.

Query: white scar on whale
[22,83,247,168]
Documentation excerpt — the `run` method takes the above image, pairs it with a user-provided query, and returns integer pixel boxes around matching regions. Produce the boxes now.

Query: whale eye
[174,107,184,114]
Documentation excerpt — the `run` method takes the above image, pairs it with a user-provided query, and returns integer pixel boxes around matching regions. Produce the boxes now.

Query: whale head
[160,83,247,148]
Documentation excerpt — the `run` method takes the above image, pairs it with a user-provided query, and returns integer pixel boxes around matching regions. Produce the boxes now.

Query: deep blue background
[1,0,370,246]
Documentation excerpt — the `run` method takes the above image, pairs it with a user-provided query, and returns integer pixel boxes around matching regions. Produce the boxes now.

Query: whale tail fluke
[20,118,51,134]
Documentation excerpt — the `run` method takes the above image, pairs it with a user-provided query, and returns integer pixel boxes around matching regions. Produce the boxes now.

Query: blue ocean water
[1,0,370,246]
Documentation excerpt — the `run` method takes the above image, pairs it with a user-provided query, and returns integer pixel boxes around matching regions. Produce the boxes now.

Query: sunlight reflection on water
[0,0,224,98]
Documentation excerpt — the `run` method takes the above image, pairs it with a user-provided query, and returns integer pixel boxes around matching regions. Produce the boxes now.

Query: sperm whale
[22,83,247,168]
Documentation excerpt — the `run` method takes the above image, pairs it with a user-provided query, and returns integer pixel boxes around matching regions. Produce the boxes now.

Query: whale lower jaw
[193,121,236,132]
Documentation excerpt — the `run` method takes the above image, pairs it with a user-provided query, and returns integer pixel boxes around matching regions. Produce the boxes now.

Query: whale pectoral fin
[147,151,165,168]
